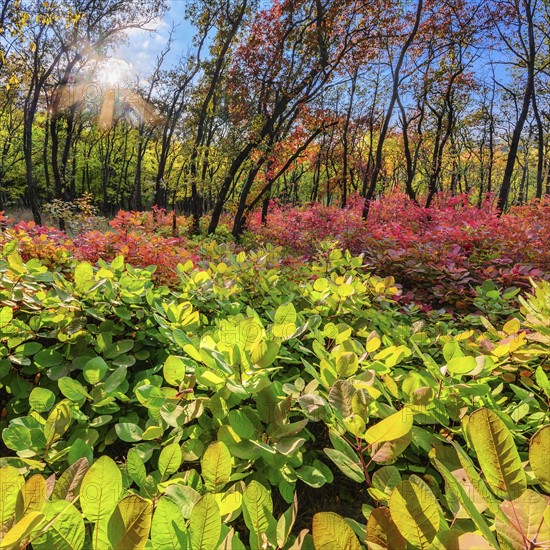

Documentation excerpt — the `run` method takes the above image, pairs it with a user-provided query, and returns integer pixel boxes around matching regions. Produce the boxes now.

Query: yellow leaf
[0,511,44,549]
[312,512,361,550]
[366,337,381,353]
[502,318,520,335]
[365,408,413,445]
[108,495,153,550]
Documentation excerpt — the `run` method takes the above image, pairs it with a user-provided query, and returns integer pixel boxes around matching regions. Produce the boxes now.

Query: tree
[361,0,423,219]
[492,0,541,210]
[211,0,381,235]
[3,0,165,222]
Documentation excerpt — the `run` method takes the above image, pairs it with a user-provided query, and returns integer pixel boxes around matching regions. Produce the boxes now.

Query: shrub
[0,247,548,548]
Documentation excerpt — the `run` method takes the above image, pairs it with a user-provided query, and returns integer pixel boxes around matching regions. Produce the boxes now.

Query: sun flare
[95,58,134,87]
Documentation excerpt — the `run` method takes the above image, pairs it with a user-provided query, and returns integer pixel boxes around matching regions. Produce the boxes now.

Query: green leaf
[219,528,246,550]
[80,456,123,548]
[335,352,359,377]
[142,426,163,440]
[68,440,93,466]
[158,443,182,481]
[468,408,526,499]
[201,441,232,492]
[312,511,361,550]
[32,500,85,550]
[389,481,440,549]
[164,484,201,518]
[365,408,413,446]
[135,385,167,409]
[105,339,134,359]
[29,388,56,413]
[44,401,72,447]
[0,306,13,328]
[432,458,498,548]
[189,493,221,550]
[446,356,477,375]
[74,262,93,291]
[127,449,147,488]
[252,340,279,368]
[214,487,243,517]
[151,497,188,549]
[295,463,332,488]
[274,303,297,325]
[450,440,504,521]
[529,425,550,492]
[328,429,358,462]
[337,283,354,298]
[115,423,144,443]
[371,466,402,498]
[276,493,298,548]
[343,414,366,438]
[228,410,255,439]
[34,349,64,370]
[323,448,365,483]
[58,378,91,402]
[535,367,550,398]
[103,366,128,393]
[83,356,109,385]
[163,356,186,387]
[443,341,463,362]
[242,481,276,550]
[108,494,153,550]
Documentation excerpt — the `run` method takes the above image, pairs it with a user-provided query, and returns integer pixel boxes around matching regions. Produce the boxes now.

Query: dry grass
[4,206,58,227]
[4,206,111,236]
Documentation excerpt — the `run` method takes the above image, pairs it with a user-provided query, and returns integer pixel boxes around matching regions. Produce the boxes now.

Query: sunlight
[95,57,134,87]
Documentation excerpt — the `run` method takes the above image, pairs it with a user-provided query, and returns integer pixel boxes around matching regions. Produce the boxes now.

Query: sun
[52,56,157,129]
[95,58,134,87]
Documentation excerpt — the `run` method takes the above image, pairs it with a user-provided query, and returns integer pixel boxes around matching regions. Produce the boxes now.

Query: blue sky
[104,0,512,97]
[110,1,195,82]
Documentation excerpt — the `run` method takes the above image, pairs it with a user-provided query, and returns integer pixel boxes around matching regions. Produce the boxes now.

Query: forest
[0,0,549,234]
[0,1,549,549]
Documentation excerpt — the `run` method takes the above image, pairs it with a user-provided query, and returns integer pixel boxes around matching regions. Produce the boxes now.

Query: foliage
[0,207,197,284]
[42,194,108,236]
[250,193,549,307]
[2,0,550,233]
[0,239,548,548]
[2,195,548,306]
[108,207,189,238]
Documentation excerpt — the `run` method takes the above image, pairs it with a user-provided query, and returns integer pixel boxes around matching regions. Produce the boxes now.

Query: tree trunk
[497,0,536,212]
[362,0,423,219]
[23,107,42,224]
[531,89,544,199]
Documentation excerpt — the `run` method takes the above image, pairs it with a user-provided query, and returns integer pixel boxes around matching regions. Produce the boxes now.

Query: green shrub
[0,245,548,548]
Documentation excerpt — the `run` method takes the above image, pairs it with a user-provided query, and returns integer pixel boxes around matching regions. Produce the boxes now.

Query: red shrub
[249,193,549,306]
[2,196,548,306]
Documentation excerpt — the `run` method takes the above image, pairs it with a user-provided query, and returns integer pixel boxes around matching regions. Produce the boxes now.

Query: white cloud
[109,3,196,79]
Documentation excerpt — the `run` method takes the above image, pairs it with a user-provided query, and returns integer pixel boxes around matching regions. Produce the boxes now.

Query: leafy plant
[0,242,548,548]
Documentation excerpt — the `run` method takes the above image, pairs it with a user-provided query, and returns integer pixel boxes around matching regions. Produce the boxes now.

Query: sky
[99,0,511,97]
[102,1,196,85]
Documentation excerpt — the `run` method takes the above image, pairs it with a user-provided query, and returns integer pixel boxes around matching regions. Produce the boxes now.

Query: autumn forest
[0,2,549,549]
[0,0,549,234]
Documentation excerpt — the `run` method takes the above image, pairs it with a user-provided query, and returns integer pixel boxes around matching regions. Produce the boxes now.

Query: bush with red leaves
[248,193,549,306]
